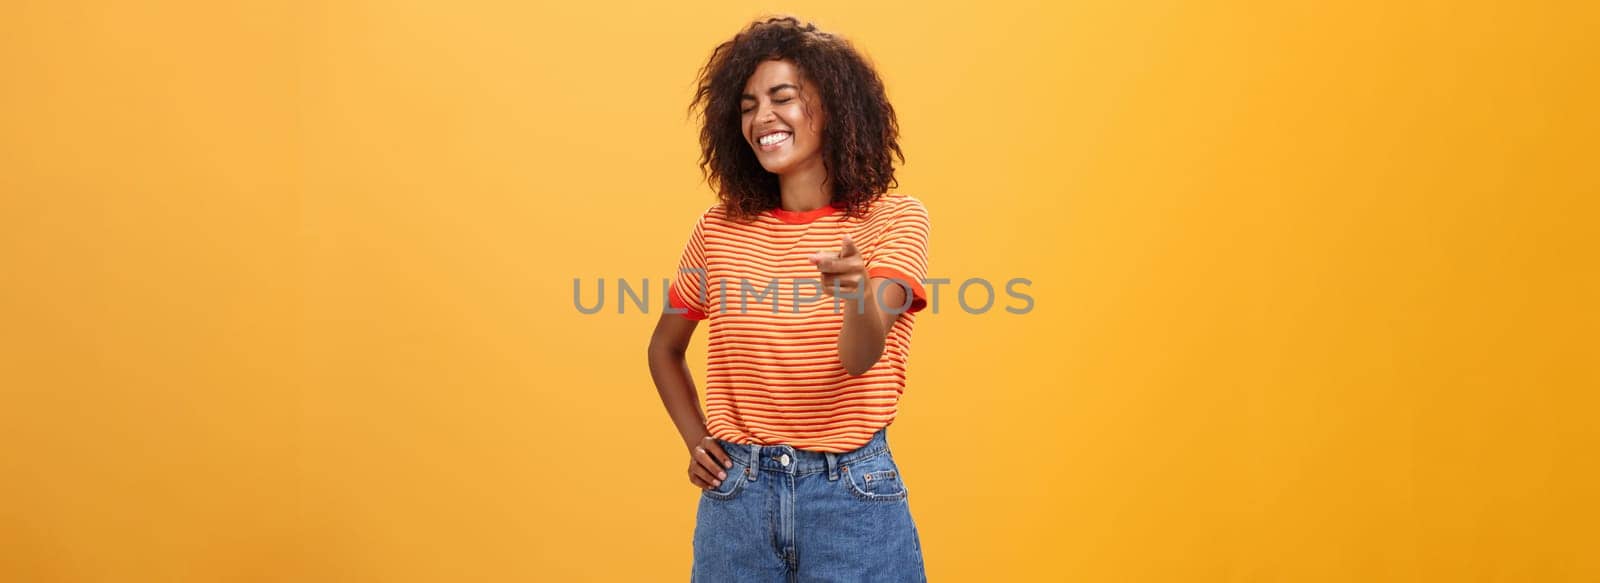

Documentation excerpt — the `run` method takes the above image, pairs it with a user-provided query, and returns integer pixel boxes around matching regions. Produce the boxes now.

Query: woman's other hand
[688,435,734,490]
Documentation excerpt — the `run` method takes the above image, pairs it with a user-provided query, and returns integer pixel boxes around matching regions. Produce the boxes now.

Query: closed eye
[742,99,789,114]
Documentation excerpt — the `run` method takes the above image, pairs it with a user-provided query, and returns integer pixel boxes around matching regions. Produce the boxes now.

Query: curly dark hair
[689,16,904,221]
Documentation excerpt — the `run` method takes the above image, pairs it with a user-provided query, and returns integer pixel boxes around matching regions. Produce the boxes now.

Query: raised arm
[811,236,909,376]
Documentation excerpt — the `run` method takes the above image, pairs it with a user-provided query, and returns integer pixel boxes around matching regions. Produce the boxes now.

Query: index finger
[701,435,733,469]
[838,235,859,258]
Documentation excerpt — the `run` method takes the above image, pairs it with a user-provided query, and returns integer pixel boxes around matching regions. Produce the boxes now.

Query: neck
[777,158,831,211]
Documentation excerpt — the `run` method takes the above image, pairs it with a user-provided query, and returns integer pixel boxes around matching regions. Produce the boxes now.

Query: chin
[756,157,795,175]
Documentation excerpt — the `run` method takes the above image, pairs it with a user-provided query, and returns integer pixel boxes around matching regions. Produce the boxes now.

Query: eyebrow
[740,83,800,101]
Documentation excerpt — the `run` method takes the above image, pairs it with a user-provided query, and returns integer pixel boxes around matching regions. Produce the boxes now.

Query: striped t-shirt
[668,195,931,452]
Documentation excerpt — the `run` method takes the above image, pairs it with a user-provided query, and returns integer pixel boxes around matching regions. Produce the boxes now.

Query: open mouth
[756,131,792,151]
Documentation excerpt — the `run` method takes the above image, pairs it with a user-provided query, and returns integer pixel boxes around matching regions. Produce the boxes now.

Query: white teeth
[759,132,790,146]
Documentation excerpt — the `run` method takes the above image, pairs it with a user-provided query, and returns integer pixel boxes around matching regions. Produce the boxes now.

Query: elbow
[646,335,665,363]
[648,335,685,361]
[842,354,880,377]
[839,336,886,376]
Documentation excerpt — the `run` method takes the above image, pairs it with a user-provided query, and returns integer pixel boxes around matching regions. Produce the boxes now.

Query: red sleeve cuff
[867,267,927,313]
[668,285,708,320]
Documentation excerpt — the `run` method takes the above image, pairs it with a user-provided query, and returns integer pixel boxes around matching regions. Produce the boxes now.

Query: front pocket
[842,455,908,501]
[701,462,750,501]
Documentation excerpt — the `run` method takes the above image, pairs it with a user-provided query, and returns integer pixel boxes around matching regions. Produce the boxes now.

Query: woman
[648,16,930,581]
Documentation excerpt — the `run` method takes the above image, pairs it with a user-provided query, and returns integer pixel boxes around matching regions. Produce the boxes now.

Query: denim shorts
[692,427,927,582]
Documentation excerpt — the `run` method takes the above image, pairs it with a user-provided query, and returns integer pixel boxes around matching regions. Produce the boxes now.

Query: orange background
[2,1,1596,581]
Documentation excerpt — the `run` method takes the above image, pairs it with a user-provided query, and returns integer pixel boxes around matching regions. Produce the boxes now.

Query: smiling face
[740,59,826,177]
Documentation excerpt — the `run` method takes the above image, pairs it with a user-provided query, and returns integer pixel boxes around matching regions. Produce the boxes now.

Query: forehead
[742,59,805,93]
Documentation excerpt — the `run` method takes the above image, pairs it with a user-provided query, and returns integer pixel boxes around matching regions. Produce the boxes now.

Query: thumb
[838,235,859,258]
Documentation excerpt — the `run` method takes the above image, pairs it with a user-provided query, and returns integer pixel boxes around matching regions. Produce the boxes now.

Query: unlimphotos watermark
[573,269,1033,315]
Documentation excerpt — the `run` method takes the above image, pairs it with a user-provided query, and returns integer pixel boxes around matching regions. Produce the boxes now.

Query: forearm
[812,239,905,377]
[836,281,894,376]
[648,343,710,449]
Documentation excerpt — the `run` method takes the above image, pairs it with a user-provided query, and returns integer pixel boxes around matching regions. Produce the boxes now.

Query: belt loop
[748,443,760,481]
[825,452,839,481]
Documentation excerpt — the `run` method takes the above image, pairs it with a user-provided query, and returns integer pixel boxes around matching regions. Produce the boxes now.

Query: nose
[756,103,777,124]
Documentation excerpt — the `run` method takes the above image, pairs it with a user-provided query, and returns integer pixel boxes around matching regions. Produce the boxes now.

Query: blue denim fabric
[692,428,927,582]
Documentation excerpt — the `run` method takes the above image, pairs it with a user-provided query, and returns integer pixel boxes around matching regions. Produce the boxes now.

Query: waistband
[714,428,892,479]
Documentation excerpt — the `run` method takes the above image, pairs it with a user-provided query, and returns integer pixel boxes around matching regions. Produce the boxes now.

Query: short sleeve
[666,209,711,320]
[865,198,931,313]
